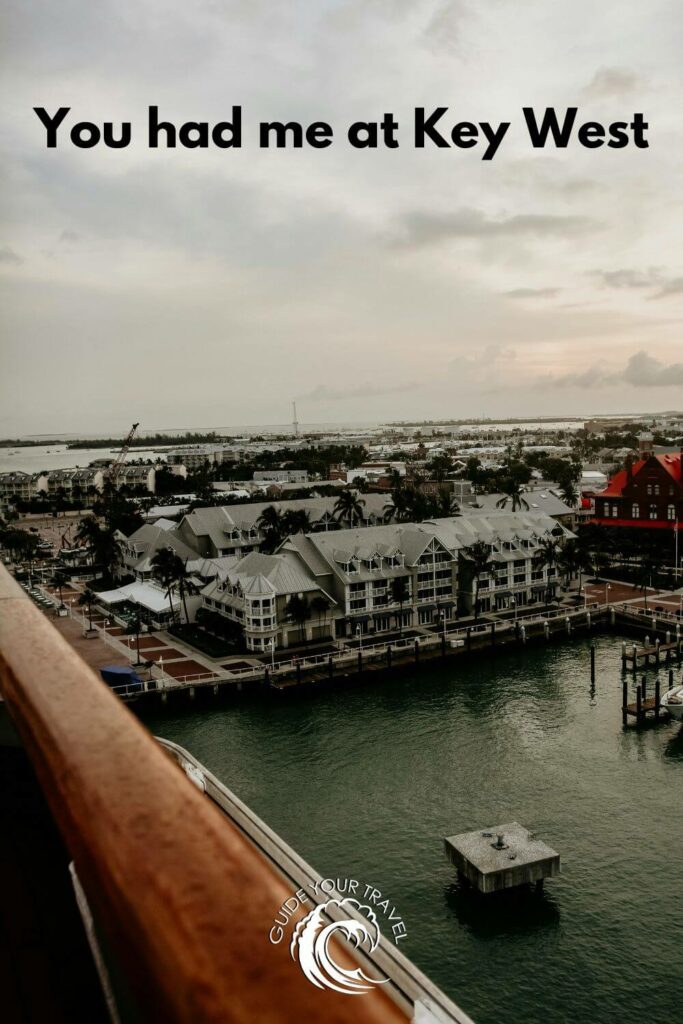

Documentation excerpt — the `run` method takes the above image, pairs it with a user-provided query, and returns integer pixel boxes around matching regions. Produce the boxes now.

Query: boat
[660,681,683,721]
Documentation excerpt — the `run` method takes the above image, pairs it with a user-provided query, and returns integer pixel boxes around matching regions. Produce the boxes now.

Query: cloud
[59,230,80,243]
[395,208,597,248]
[592,267,683,299]
[505,287,560,299]
[546,350,683,389]
[583,67,640,99]
[0,246,23,266]
[298,382,412,402]
[621,350,683,385]
[593,268,662,289]
[651,277,683,299]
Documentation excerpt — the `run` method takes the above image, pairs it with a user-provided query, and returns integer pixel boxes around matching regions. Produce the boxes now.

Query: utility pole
[292,402,299,438]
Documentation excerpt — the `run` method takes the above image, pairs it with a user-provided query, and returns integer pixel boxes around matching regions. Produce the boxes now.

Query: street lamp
[103,618,110,638]
[511,595,518,623]
[580,586,587,609]
[440,608,447,637]
[605,583,612,607]
[356,623,362,652]
[269,637,276,671]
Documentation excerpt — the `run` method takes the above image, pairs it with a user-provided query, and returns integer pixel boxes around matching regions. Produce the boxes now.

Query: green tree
[257,505,284,553]
[78,587,97,631]
[390,576,410,635]
[333,490,365,527]
[310,594,329,638]
[285,594,311,644]
[150,547,186,624]
[495,481,530,513]
[534,537,562,607]
[464,540,495,621]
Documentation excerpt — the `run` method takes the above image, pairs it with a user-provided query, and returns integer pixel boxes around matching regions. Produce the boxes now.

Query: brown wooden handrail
[0,566,408,1024]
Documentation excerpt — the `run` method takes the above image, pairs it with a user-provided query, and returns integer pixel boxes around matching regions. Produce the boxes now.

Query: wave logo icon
[290,898,389,995]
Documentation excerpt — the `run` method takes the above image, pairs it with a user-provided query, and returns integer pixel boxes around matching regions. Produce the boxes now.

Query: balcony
[0,566,471,1023]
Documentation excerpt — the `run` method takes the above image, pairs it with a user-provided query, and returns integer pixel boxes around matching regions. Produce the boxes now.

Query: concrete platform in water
[444,822,560,894]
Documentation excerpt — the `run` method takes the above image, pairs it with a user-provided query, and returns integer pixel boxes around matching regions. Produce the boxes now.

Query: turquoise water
[140,637,683,1024]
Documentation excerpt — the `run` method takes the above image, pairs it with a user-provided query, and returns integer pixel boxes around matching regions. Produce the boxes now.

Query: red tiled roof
[601,453,681,496]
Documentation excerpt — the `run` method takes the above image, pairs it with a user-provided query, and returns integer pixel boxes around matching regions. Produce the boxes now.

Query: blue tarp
[100,665,143,691]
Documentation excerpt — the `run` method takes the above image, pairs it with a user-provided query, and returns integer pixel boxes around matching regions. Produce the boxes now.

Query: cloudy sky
[1,0,683,436]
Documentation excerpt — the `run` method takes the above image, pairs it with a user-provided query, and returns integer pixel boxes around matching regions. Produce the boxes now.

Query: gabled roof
[601,453,682,496]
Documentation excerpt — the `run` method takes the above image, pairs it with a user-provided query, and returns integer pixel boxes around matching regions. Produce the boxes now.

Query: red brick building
[592,447,682,529]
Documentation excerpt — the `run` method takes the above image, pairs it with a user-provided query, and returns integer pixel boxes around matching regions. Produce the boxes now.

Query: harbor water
[140,636,683,1024]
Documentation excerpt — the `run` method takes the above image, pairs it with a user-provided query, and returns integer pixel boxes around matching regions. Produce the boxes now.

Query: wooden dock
[622,674,671,727]
[622,639,681,670]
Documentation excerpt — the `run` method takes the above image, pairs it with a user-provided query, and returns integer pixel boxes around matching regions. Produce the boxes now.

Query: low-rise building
[117,464,156,493]
[176,494,391,560]
[46,468,104,505]
[0,471,47,504]
[591,446,682,529]
[253,470,309,484]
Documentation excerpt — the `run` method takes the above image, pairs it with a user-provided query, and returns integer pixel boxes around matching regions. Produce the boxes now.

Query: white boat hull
[661,687,683,721]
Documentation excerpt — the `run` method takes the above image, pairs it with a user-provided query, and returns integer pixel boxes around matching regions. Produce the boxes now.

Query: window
[668,505,676,521]
[654,484,660,496]
[611,505,618,518]
[647,484,652,496]
[631,503,639,519]
[649,504,658,520]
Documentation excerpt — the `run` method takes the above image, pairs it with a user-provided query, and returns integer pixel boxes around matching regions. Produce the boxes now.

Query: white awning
[96,581,179,614]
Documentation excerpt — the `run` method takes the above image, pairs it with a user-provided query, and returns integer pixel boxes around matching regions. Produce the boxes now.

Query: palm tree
[310,595,329,638]
[390,576,410,635]
[558,539,580,589]
[534,537,562,607]
[559,480,578,508]
[285,594,311,644]
[52,570,68,606]
[429,454,452,482]
[283,508,312,535]
[495,481,529,513]
[333,490,365,527]
[150,547,185,624]
[78,587,97,630]
[257,505,284,553]
[464,540,495,621]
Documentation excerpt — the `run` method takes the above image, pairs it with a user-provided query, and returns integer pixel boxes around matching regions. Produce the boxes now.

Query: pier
[444,823,560,894]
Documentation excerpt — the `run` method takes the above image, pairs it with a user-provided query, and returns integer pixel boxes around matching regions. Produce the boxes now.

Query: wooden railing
[0,565,413,1023]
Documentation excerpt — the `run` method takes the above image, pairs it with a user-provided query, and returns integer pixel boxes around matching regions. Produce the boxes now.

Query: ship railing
[1,565,477,1023]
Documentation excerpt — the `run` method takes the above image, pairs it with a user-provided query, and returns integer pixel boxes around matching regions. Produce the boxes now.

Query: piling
[655,677,661,723]
[386,645,392,669]
[622,677,628,727]
[441,633,446,659]
[621,642,627,671]
[636,684,642,725]
[490,622,496,647]
[590,643,596,684]
[328,655,334,681]
[358,650,363,673]
[641,674,647,701]
[414,639,419,664]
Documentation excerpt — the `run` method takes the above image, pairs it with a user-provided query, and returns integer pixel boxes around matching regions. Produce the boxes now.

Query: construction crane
[106,422,139,488]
